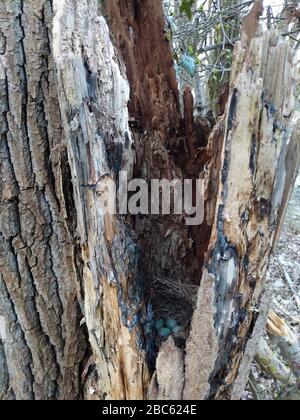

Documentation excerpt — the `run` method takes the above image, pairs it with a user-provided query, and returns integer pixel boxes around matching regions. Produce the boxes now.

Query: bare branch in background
[164,0,300,113]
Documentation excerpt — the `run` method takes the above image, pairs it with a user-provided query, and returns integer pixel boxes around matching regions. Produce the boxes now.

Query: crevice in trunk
[61,151,77,238]
[104,0,214,366]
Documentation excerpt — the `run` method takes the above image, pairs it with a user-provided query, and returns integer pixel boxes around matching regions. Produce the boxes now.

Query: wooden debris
[267,310,300,382]
[255,337,296,385]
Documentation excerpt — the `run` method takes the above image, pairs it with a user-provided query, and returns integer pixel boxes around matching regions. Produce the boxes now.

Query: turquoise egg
[172,325,182,334]
[165,318,177,329]
[158,327,171,338]
[155,318,165,331]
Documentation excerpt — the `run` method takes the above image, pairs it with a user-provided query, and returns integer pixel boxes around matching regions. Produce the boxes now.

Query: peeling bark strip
[183,271,219,400]
[0,0,86,400]
[148,337,184,400]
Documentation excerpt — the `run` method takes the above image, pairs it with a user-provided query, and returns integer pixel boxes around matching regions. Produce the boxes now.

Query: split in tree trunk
[0,0,299,400]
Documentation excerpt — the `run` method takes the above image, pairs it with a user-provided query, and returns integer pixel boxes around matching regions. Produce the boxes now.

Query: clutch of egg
[155,317,182,338]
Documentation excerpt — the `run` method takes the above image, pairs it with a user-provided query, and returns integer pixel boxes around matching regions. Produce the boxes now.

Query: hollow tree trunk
[0,0,299,400]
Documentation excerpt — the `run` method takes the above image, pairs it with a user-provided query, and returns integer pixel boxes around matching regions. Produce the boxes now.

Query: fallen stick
[248,370,262,401]
[255,337,296,385]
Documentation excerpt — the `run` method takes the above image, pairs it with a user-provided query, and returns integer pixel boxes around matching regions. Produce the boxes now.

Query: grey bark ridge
[0,0,86,400]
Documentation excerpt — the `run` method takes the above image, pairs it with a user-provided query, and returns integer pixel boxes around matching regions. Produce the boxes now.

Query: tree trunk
[0,0,86,400]
[0,0,299,400]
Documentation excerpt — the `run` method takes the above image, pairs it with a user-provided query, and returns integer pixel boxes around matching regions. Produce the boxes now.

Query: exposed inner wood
[52,0,151,399]
[105,0,213,299]
[141,22,299,399]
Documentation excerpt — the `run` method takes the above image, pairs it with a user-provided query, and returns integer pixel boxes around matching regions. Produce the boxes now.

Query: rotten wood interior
[105,0,215,353]
[105,0,300,399]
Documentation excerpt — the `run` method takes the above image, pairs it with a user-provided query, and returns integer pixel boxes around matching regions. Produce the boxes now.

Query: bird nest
[148,277,199,341]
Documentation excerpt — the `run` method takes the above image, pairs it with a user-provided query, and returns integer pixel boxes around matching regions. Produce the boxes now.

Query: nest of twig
[148,277,199,340]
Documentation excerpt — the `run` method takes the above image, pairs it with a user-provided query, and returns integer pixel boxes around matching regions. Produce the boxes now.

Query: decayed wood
[103,0,218,399]
[241,0,264,45]
[201,29,299,400]
[1,0,209,400]
[183,271,219,400]
[148,337,184,400]
[267,310,300,382]
[274,119,300,244]
[52,0,149,400]
[230,287,270,400]
[105,0,213,288]
[151,25,300,400]
[0,0,156,401]
[255,337,296,385]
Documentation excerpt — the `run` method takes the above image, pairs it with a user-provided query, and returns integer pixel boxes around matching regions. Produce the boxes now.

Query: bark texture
[0,0,86,400]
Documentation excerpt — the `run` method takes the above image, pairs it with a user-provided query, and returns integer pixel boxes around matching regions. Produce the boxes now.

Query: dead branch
[248,370,262,400]
[255,338,296,385]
